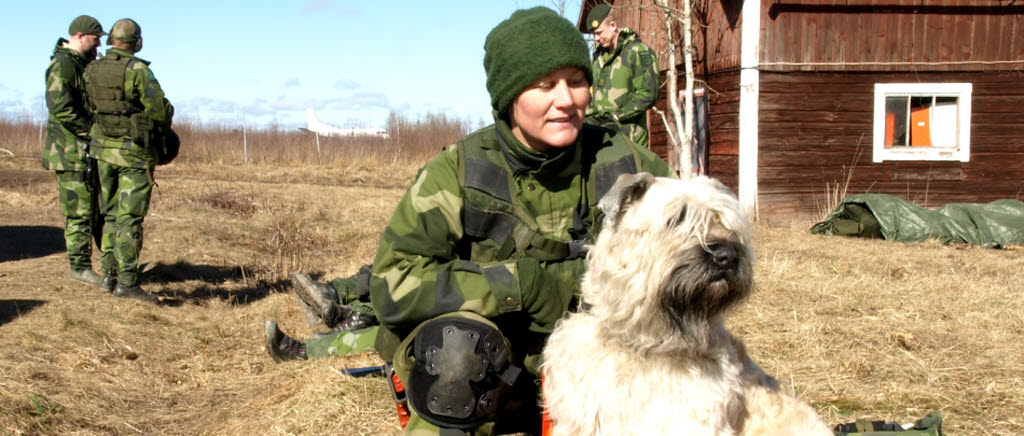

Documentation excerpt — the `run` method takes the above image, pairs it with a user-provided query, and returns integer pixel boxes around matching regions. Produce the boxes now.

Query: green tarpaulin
[811,193,1024,248]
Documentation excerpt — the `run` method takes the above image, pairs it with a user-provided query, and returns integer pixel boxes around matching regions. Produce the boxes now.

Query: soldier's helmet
[108,18,143,51]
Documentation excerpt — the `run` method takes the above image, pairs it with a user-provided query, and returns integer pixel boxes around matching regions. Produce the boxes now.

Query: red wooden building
[578,0,1024,219]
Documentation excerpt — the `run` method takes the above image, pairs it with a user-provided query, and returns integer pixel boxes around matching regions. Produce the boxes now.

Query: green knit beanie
[484,7,593,115]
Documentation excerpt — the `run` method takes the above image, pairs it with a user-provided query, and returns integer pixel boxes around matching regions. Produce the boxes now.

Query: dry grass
[815,135,869,220]
[2,112,470,169]
[1,122,1023,435]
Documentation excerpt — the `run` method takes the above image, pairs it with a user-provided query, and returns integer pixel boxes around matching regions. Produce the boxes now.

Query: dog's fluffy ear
[599,172,655,228]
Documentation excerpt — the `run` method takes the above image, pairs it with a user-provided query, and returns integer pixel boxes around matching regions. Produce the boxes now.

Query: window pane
[873,83,971,163]
[885,96,908,147]
[932,97,959,147]
[909,96,932,146]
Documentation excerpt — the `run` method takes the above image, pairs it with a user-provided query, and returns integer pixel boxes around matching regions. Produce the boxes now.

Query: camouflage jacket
[587,28,659,144]
[42,39,93,171]
[370,120,671,342]
[85,48,174,169]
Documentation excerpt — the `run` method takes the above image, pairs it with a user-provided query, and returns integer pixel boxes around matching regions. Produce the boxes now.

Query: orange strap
[391,371,411,428]
[540,372,553,436]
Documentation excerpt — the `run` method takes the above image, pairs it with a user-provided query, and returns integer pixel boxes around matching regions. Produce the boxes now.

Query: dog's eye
[667,205,687,227]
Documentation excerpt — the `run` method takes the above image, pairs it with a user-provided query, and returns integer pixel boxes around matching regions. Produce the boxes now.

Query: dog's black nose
[709,244,736,269]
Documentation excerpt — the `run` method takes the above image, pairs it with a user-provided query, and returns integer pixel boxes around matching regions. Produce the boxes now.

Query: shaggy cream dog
[542,174,831,436]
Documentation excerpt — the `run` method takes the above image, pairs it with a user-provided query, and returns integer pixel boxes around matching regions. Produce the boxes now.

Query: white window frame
[872,83,972,163]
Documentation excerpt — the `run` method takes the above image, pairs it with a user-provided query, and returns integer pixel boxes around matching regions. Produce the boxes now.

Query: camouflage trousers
[96,161,153,286]
[55,170,113,271]
[304,326,378,358]
[329,273,376,315]
[303,272,379,357]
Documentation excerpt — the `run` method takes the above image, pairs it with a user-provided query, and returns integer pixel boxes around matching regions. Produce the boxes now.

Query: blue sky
[1,0,583,130]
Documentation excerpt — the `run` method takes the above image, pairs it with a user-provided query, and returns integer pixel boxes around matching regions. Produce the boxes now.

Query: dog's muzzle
[709,243,737,269]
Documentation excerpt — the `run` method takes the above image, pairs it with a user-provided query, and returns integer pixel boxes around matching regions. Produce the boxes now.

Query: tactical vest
[373,125,646,363]
[85,52,140,139]
[456,124,642,263]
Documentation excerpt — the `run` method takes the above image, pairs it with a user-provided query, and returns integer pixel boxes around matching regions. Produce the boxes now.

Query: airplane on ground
[299,107,388,138]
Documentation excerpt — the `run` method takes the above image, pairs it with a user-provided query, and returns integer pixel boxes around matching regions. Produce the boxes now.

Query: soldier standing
[43,15,114,290]
[266,7,673,434]
[84,18,174,302]
[584,3,660,148]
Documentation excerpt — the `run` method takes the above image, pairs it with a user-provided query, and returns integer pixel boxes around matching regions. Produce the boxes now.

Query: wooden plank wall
[592,0,745,74]
[612,0,1024,74]
[757,71,1024,217]
[650,70,742,190]
[592,0,1024,218]
[762,0,1024,72]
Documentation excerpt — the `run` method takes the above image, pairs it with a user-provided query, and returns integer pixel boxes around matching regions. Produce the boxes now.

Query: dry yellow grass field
[1,122,1022,435]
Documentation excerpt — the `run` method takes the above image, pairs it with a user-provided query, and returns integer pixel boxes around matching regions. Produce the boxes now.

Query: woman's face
[509,66,590,153]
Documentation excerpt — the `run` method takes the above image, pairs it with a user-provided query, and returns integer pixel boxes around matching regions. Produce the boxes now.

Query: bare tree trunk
[655,0,694,177]
[549,0,568,16]
[680,0,695,178]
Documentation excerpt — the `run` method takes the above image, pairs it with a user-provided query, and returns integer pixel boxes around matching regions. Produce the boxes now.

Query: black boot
[265,320,307,362]
[291,272,344,326]
[113,283,158,303]
[101,275,117,293]
[311,311,379,339]
[70,268,104,287]
[334,311,377,332]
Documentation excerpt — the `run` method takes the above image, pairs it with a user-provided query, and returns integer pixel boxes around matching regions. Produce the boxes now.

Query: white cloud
[333,79,359,90]
[302,0,333,15]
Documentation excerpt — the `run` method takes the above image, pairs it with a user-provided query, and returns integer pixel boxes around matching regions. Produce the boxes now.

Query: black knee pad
[407,317,522,429]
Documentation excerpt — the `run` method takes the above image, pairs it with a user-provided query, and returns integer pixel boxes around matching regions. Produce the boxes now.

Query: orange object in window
[885,112,896,146]
[910,106,932,146]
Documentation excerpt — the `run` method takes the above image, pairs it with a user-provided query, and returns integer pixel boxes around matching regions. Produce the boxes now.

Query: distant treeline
[0,112,476,166]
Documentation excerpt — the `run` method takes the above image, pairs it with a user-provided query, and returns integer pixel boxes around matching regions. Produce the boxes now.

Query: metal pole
[242,107,248,164]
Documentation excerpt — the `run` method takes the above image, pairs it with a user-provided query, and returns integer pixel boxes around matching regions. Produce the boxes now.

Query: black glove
[517,257,586,334]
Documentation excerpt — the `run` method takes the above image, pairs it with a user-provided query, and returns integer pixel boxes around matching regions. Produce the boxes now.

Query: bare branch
[652,107,679,149]
[549,0,568,16]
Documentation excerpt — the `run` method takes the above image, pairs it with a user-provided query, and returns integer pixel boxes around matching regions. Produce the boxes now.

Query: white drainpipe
[738,0,761,218]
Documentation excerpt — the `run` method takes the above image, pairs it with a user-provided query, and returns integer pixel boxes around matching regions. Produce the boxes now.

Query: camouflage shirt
[369,121,671,338]
[85,48,174,169]
[587,28,660,146]
[42,39,93,171]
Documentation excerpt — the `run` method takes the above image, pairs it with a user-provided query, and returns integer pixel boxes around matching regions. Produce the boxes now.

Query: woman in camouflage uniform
[267,7,672,435]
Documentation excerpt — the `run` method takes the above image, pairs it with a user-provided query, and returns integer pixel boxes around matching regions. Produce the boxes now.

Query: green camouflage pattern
[400,414,492,436]
[86,48,174,170]
[367,121,671,432]
[42,39,93,171]
[833,411,943,436]
[328,273,376,316]
[96,161,153,286]
[56,171,113,270]
[109,19,141,45]
[304,326,378,358]
[587,28,659,147]
[370,122,669,338]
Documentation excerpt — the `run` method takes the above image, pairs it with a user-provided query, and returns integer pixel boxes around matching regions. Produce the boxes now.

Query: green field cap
[69,15,107,36]
[585,4,611,32]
